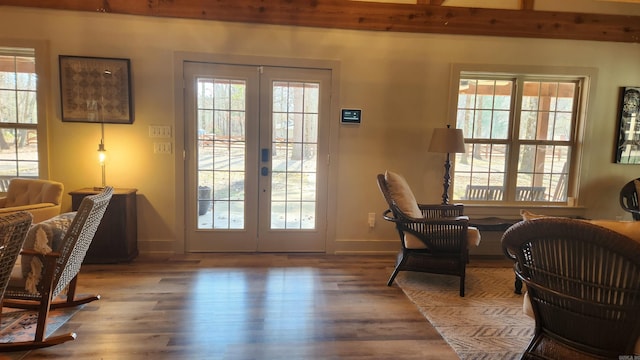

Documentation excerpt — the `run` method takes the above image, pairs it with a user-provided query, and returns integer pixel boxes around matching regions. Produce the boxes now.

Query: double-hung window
[451,69,587,204]
[0,46,40,181]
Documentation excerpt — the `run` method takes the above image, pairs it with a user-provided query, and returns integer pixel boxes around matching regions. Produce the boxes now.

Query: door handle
[261,166,269,176]
[261,148,269,162]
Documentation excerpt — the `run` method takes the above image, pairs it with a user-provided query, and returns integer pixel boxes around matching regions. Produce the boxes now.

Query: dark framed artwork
[59,55,133,124]
[615,86,640,164]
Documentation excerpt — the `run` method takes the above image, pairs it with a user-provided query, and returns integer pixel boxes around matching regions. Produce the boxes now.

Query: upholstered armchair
[377,171,481,296]
[0,178,64,223]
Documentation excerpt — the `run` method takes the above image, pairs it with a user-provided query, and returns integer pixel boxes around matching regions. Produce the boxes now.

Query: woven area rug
[0,307,79,346]
[396,267,535,360]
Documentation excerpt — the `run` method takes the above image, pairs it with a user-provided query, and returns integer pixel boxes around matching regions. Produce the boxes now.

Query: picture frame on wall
[615,86,640,164]
[59,55,133,124]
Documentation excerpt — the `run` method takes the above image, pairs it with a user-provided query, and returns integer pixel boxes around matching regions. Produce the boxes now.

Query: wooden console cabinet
[70,188,138,264]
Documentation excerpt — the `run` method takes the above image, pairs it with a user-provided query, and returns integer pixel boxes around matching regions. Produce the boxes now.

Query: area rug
[0,307,79,345]
[396,267,535,360]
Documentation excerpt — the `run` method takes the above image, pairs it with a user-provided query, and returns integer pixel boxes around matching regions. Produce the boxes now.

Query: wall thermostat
[341,109,361,124]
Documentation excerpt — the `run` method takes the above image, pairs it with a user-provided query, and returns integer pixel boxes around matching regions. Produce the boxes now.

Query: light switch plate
[154,142,172,154]
[149,125,171,138]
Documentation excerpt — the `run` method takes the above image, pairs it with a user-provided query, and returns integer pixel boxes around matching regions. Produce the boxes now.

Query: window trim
[448,63,597,206]
[0,38,50,178]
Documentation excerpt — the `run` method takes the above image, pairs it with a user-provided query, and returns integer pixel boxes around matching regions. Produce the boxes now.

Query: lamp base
[441,153,452,205]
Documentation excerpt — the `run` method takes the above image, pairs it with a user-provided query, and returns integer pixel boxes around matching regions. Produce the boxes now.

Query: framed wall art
[615,86,640,164]
[59,55,133,124]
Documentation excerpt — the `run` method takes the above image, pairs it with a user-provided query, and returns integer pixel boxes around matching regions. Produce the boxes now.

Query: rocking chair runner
[377,172,480,297]
[0,187,113,352]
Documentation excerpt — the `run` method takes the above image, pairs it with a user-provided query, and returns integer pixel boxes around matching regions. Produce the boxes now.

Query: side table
[469,217,523,294]
[70,188,138,264]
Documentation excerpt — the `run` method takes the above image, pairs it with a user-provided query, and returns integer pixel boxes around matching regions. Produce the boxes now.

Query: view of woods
[453,77,574,202]
[0,54,39,178]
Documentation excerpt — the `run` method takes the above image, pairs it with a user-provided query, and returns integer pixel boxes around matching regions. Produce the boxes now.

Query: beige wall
[0,6,639,255]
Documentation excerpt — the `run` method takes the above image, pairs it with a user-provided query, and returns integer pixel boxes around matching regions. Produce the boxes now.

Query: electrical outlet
[368,212,376,228]
[154,142,172,154]
[149,125,172,138]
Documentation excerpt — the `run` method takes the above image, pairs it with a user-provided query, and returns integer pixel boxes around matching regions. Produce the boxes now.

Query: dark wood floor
[5,254,507,360]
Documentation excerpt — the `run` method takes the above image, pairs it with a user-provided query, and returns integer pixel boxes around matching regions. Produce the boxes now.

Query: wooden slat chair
[502,217,640,359]
[515,186,546,201]
[464,185,547,201]
[378,172,480,297]
[464,185,504,200]
[0,187,113,352]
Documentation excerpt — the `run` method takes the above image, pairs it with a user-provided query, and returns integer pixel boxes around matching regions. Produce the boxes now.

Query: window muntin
[453,74,579,203]
[0,50,38,178]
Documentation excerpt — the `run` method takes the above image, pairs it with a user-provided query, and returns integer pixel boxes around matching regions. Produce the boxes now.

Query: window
[452,71,585,203]
[0,47,39,179]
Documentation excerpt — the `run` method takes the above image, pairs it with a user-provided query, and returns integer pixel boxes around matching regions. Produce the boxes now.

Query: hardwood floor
[7,254,468,360]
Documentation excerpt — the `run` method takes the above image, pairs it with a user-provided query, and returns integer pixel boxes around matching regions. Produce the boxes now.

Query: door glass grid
[197,78,246,229]
[271,81,319,229]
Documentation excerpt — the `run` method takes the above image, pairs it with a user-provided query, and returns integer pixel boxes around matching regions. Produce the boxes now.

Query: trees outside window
[0,49,39,179]
[452,73,583,203]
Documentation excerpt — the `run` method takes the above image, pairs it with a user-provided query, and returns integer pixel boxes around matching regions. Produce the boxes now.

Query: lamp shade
[428,127,466,154]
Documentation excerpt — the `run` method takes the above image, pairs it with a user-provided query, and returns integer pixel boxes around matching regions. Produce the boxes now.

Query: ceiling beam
[520,0,535,10]
[0,0,638,43]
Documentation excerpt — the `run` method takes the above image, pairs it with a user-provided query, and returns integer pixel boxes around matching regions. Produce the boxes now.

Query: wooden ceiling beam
[0,0,638,43]
[521,0,535,10]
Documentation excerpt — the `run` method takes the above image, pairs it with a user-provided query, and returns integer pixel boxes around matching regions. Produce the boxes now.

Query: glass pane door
[185,62,330,252]
[270,80,319,230]
[196,78,247,230]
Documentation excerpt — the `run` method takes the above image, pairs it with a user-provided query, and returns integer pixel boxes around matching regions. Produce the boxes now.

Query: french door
[184,62,330,252]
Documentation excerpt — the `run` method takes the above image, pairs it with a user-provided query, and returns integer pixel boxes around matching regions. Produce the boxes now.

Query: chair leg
[387,267,401,286]
[459,266,466,297]
[0,255,77,352]
[514,276,523,295]
[34,282,54,343]
[50,275,100,309]
[387,251,407,286]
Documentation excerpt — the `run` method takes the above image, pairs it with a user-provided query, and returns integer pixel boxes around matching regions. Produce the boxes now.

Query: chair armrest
[0,203,61,223]
[502,245,517,262]
[442,215,469,222]
[382,209,468,223]
[619,192,640,215]
[20,248,61,259]
[0,203,57,213]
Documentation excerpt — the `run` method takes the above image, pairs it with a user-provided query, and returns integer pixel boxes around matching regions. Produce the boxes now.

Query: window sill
[459,203,586,220]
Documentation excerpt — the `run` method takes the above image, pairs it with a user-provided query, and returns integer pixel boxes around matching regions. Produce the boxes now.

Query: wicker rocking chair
[377,172,477,297]
[0,213,33,346]
[0,187,113,352]
[0,211,33,302]
[502,217,640,359]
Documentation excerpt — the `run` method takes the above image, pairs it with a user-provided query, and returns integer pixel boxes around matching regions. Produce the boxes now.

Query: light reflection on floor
[185,267,317,356]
